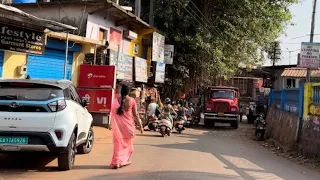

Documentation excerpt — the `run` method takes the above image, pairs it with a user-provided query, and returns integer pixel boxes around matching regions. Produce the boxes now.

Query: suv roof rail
[58,79,72,84]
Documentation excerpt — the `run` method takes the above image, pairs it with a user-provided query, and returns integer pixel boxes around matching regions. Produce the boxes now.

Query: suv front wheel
[58,133,76,171]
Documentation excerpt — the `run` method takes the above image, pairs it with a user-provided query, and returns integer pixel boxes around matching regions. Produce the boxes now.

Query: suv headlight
[231,107,237,112]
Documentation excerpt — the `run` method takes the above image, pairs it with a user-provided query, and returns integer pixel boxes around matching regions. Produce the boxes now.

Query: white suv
[0,79,94,170]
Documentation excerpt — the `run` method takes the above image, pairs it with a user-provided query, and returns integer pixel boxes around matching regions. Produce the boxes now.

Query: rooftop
[281,68,320,78]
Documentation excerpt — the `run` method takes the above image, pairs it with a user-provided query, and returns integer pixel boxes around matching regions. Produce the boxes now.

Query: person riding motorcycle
[161,98,177,130]
[177,102,188,121]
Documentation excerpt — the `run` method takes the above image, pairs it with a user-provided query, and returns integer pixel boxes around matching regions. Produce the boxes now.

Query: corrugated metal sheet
[0,51,3,77]
[27,49,73,80]
[281,68,320,78]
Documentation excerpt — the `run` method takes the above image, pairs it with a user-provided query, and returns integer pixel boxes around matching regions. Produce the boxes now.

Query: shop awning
[0,4,77,32]
[281,68,320,78]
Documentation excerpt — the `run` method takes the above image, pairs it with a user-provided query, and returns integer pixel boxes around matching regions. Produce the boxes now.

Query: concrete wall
[266,107,299,149]
[2,51,27,79]
[299,116,320,157]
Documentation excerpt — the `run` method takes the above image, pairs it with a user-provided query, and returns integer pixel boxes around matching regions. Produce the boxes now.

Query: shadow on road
[138,124,302,180]
[0,152,58,173]
[86,170,242,180]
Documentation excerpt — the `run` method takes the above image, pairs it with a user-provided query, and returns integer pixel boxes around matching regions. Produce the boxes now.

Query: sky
[264,0,318,66]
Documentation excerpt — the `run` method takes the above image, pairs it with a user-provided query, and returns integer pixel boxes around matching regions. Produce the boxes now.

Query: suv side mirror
[82,100,89,107]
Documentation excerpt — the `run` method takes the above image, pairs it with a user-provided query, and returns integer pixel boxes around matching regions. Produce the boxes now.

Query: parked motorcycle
[159,118,172,137]
[148,115,159,131]
[186,114,192,128]
[175,116,185,134]
[254,114,267,141]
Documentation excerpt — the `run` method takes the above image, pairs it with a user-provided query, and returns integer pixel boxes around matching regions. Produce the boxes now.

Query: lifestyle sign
[0,23,45,55]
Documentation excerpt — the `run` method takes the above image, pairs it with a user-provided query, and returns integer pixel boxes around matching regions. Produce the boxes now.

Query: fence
[269,85,304,118]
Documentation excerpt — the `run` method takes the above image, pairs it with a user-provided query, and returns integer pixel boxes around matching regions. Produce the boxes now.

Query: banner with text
[152,32,165,62]
[117,53,133,81]
[109,27,121,51]
[164,45,174,64]
[299,42,320,68]
[134,56,148,83]
[0,23,45,55]
[155,61,165,83]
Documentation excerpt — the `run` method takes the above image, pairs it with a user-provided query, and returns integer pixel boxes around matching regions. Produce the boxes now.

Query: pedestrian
[110,84,144,169]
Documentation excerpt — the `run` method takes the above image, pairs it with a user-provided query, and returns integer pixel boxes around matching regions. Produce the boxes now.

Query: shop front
[0,51,4,77]
[27,39,81,80]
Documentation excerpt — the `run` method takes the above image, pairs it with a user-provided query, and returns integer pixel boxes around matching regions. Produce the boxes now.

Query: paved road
[0,124,320,180]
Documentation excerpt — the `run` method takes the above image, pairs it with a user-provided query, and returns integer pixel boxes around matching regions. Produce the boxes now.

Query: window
[210,90,234,99]
[286,78,296,88]
[0,82,64,101]
[69,86,82,104]
[99,28,108,41]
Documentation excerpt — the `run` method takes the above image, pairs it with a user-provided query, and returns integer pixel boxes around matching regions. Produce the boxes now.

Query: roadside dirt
[237,123,320,171]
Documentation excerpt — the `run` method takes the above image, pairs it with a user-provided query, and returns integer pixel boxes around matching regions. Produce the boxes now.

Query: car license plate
[178,125,183,128]
[218,112,224,116]
[160,126,166,130]
[0,137,28,145]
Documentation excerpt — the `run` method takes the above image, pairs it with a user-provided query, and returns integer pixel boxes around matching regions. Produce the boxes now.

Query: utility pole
[135,0,141,18]
[270,41,281,89]
[307,0,317,82]
[149,0,154,26]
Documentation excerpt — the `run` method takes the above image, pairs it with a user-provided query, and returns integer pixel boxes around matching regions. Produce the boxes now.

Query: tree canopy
[121,0,297,97]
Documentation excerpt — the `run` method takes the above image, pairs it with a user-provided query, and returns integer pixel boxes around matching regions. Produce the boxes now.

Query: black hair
[117,85,130,115]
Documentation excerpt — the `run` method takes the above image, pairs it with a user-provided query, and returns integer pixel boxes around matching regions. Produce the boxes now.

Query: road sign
[298,42,320,68]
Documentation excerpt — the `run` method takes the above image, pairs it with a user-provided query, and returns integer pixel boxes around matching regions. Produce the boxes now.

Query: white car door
[70,85,90,142]
[69,86,86,143]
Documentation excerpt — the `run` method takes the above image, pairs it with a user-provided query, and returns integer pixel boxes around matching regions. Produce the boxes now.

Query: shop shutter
[27,49,73,80]
[0,51,4,77]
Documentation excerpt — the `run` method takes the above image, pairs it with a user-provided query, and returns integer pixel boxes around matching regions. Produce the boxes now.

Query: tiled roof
[281,68,320,78]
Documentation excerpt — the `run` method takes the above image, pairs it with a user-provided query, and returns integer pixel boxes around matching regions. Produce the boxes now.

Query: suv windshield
[211,90,234,99]
[0,82,64,101]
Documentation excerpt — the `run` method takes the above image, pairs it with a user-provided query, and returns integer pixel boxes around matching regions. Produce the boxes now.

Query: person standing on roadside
[110,85,143,169]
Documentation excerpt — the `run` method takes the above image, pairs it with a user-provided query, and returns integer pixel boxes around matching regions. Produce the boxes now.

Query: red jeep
[203,86,239,129]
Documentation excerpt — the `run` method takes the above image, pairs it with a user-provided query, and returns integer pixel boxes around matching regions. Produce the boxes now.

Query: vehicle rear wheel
[77,127,94,154]
[204,118,210,127]
[58,133,76,171]
[231,121,239,129]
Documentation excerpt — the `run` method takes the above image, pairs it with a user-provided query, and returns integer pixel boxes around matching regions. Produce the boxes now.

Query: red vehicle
[203,86,239,129]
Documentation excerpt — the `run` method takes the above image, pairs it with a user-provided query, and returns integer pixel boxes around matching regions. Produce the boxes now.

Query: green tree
[121,0,297,98]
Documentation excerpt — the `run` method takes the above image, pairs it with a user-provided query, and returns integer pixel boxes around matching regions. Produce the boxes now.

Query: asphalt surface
[1,123,320,180]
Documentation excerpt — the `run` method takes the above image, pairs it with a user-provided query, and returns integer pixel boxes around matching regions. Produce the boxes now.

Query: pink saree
[110,97,136,167]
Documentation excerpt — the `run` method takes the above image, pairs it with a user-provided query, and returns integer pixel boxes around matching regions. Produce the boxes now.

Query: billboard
[152,32,165,62]
[134,56,148,83]
[298,42,320,68]
[78,65,116,88]
[164,45,174,64]
[155,61,165,83]
[78,89,113,113]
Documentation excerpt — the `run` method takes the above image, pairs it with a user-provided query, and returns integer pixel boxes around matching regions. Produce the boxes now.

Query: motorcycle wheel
[161,132,165,137]
[256,131,265,141]
[178,130,182,134]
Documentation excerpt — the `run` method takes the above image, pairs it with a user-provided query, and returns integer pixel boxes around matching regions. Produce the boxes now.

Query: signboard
[78,89,113,113]
[155,61,165,83]
[117,53,133,81]
[299,42,320,68]
[134,56,148,83]
[164,45,174,64]
[0,22,45,55]
[78,65,116,88]
[109,27,121,51]
[152,32,165,62]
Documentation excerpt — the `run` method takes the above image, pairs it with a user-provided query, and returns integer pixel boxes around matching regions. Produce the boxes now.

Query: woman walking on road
[110,84,144,169]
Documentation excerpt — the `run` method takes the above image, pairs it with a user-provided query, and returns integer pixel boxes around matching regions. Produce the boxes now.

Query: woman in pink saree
[110,85,143,169]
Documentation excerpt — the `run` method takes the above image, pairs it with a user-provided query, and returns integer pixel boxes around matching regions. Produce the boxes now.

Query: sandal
[111,164,120,169]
